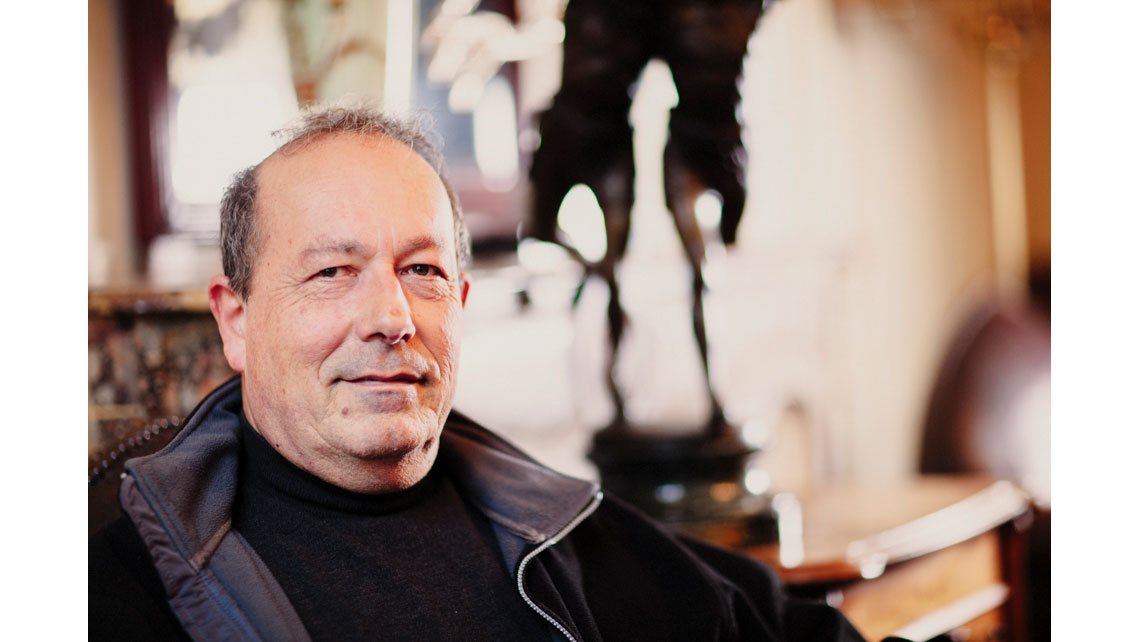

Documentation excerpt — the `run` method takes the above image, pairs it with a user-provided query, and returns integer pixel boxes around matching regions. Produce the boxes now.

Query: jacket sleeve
[675,531,876,642]
[579,493,882,641]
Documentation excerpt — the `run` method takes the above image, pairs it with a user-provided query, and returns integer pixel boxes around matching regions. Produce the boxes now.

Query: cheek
[252,303,351,373]
[423,303,464,381]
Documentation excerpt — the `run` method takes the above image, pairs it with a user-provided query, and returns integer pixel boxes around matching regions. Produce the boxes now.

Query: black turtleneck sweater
[231,415,552,641]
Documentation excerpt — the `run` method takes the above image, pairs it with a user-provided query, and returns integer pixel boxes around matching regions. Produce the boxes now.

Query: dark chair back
[88,416,184,536]
[918,295,1050,642]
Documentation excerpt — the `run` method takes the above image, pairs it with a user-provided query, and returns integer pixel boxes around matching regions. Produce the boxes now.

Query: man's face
[227,133,468,493]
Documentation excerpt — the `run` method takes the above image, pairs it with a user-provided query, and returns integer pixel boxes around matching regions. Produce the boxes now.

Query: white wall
[739,0,998,483]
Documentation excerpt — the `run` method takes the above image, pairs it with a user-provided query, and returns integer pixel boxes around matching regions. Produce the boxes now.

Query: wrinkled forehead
[247,133,457,267]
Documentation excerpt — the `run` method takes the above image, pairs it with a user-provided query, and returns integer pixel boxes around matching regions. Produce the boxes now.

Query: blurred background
[88,0,1049,498]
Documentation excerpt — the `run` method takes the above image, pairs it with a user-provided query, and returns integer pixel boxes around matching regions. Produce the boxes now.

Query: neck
[241,409,440,494]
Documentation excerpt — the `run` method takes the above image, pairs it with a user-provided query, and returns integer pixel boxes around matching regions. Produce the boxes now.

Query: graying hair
[219,103,471,299]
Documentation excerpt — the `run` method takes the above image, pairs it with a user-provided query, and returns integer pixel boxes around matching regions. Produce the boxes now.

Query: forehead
[254,133,454,253]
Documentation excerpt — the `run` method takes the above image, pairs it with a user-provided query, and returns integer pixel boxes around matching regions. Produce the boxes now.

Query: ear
[459,272,471,307]
[209,275,247,372]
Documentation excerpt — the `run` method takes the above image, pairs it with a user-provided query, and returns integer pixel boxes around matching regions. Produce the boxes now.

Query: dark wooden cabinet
[727,476,1032,641]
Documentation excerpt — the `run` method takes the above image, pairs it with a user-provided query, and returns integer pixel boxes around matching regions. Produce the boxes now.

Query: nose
[357,271,415,345]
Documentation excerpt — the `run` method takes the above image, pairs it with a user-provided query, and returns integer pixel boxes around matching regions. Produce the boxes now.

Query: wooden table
[735,476,1032,642]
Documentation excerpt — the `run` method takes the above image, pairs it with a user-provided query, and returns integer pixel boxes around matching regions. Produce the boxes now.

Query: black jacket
[90,377,866,641]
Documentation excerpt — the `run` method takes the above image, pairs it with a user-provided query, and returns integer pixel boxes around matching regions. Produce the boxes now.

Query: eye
[406,264,442,277]
[315,266,347,279]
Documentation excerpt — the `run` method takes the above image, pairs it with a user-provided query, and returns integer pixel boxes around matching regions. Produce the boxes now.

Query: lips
[341,373,424,384]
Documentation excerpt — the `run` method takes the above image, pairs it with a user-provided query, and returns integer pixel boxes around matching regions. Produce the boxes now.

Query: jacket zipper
[515,490,604,642]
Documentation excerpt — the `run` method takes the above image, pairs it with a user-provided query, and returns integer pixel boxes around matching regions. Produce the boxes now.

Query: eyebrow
[299,235,447,261]
[396,235,445,258]
[300,240,368,261]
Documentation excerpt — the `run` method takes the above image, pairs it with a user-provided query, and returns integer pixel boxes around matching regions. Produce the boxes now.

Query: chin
[326,410,441,461]
[344,438,440,494]
[305,407,448,493]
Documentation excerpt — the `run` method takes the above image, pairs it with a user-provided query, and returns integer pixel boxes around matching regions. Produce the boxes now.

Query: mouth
[340,373,425,385]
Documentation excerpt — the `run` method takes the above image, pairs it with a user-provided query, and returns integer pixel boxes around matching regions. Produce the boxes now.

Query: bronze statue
[528,0,765,435]
[526,0,770,531]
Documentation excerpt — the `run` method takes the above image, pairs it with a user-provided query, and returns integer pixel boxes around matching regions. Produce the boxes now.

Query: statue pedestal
[588,426,777,546]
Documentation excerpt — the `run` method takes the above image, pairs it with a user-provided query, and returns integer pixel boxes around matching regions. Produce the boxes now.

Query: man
[89,104,868,642]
